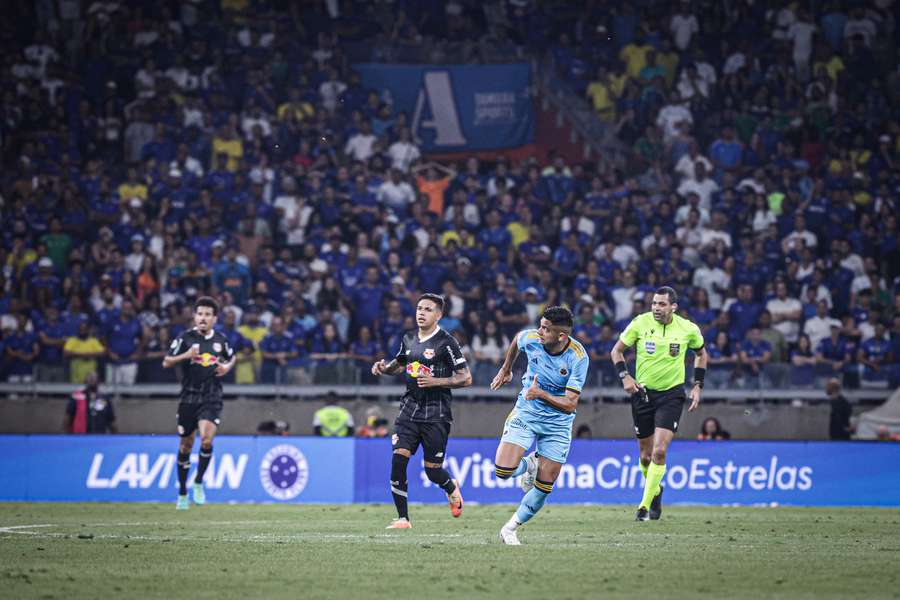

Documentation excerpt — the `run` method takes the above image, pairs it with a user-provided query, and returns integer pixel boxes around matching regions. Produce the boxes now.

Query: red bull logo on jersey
[406,361,433,378]
[192,353,219,367]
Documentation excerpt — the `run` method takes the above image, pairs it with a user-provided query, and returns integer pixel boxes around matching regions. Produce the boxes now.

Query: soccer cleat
[649,484,663,520]
[386,518,412,529]
[499,524,521,545]
[447,479,463,518]
[176,495,189,510]
[520,452,539,493]
[192,482,206,505]
[635,507,649,521]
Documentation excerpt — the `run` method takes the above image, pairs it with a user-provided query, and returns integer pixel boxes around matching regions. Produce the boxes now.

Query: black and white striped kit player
[370,293,472,528]
[394,327,467,423]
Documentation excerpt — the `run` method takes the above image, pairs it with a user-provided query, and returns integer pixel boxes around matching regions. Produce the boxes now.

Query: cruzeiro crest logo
[260,444,309,500]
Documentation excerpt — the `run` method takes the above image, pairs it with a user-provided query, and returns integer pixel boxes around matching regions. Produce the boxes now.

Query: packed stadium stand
[1,0,899,409]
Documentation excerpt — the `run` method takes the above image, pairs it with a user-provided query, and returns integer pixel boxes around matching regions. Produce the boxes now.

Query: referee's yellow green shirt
[619,312,704,391]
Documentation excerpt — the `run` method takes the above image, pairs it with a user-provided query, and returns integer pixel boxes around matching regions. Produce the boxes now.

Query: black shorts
[631,386,685,439]
[392,418,451,463]
[177,401,223,436]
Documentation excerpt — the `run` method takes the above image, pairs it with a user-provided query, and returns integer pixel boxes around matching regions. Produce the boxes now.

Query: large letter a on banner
[412,71,467,147]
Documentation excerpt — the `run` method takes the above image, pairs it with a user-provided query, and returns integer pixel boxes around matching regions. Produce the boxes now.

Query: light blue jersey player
[490,306,589,545]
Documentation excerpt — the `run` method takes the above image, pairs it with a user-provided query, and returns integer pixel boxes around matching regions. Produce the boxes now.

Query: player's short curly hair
[194,296,220,315]
[542,305,574,328]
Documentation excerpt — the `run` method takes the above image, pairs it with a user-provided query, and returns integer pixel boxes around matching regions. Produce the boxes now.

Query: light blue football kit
[500,329,590,464]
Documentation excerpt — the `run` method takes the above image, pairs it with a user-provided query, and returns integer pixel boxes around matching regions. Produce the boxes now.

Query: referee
[371,293,472,529]
[163,297,235,510]
[610,286,708,521]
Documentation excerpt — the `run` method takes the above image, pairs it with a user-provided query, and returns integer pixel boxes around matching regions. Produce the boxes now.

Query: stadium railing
[0,383,891,405]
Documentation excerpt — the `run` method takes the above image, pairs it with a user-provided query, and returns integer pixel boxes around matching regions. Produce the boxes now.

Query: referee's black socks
[177,451,190,496]
[390,453,410,520]
[195,445,213,485]
[424,466,457,495]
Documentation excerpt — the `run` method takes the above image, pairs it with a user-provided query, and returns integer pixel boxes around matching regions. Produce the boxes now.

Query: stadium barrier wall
[1,436,898,507]
[2,394,884,439]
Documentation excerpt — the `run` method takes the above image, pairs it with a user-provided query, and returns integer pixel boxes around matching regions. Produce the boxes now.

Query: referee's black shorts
[630,385,685,439]
[392,418,451,463]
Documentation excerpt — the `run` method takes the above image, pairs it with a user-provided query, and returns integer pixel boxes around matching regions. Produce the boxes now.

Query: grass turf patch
[1,503,898,599]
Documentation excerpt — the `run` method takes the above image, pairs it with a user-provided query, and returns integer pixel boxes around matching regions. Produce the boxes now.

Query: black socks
[390,453,410,519]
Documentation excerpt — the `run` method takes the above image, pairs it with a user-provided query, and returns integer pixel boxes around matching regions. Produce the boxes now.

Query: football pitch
[1,503,897,599]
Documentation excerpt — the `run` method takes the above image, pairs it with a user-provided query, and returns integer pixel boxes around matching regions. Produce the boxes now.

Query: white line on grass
[0,523,470,544]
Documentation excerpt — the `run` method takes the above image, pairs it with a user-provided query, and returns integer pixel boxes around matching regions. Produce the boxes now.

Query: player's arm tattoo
[442,366,472,388]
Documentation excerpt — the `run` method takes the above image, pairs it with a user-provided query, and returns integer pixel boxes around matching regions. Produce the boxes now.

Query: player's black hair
[654,286,678,304]
[542,306,574,329]
[417,293,444,313]
[194,296,220,315]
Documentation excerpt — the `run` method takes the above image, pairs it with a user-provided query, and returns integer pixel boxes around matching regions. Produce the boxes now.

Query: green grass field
[1,503,898,600]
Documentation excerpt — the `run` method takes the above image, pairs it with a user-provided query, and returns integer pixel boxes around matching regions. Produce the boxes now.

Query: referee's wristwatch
[692,380,704,389]
[618,371,628,380]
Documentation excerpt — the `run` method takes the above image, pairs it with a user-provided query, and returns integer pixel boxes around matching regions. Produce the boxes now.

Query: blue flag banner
[1,436,898,506]
[354,63,535,152]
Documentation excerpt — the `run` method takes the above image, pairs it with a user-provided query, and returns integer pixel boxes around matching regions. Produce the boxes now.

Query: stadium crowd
[1,0,899,395]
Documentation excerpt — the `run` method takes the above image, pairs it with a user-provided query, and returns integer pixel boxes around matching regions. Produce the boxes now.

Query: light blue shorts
[500,408,572,464]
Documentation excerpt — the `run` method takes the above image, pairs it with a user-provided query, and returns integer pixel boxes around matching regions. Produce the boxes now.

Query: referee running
[610,286,708,521]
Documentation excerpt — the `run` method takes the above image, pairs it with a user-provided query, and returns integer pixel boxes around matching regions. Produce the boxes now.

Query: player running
[610,286,708,521]
[490,306,589,545]
[371,293,472,529]
[162,297,235,510]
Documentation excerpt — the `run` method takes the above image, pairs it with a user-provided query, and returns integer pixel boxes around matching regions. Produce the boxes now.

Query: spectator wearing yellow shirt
[237,306,268,383]
[277,87,315,122]
[63,322,106,384]
[657,39,680,88]
[7,235,37,280]
[212,124,243,172]
[813,45,845,82]
[619,34,652,79]
[506,205,533,249]
[586,65,624,122]
[117,167,148,207]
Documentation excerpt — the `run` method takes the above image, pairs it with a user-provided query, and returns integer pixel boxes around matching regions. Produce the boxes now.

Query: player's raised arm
[491,332,521,390]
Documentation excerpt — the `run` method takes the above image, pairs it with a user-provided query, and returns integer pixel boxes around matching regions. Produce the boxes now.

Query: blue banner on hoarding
[0,436,354,503]
[0,437,898,506]
[354,63,534,152]
[354,438,900,507]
